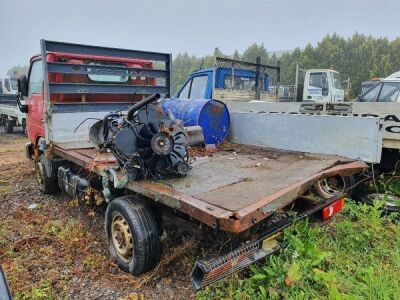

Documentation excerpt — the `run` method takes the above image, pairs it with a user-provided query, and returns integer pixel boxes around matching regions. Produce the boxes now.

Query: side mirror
[17,75,28,113]
[17,75,28,97]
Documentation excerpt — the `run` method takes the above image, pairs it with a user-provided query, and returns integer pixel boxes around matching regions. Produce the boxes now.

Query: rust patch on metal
[236,160,367,220]
[210,102,224,115]
[51,143,367,234]
[127,181,229,229]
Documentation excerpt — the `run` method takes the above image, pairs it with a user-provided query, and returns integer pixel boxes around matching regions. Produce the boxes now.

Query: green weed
[45,219,86,241]
[16,279,54,300]
[198,200,400,300]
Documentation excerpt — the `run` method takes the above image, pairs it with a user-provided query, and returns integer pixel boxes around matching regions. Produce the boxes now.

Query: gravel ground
[0,128,197,299]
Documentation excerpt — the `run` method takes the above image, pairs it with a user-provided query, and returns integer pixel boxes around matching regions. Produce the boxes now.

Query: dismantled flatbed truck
[19,40,371,290]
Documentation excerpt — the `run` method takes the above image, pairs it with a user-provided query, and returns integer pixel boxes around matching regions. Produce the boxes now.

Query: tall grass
[198,200,400,300]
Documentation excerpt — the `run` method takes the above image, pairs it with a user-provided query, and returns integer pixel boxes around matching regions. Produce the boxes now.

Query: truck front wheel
[4,120,15,134]
[34,155,60,194]
[105,196,161,276]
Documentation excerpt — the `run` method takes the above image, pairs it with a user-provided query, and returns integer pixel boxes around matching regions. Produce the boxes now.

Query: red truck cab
[24,50,158,155]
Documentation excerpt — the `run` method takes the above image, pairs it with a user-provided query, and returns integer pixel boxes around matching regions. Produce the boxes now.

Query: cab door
[304,72,329,102]
[176,74,210,100]
[330,72,344,102]
[25,60,45,144]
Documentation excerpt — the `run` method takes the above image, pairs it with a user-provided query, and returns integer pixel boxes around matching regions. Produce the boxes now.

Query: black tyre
[105,196,161,275]
[22,120,27,137]
[4,120,15,134]
[313,175,356,199]
[354,192,400,213]
[34,155,60,194]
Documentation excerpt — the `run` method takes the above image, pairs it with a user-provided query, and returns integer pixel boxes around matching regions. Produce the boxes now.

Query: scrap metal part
[89,93,204,180]
[190,195,345,290]
[191,234,282,290]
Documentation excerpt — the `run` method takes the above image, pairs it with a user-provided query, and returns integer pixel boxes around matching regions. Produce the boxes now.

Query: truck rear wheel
[4,120,15,134]
[34,155,60,194]
[105,196,161,276]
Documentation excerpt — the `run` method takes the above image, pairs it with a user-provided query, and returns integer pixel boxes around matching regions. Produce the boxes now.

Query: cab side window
[178,79,191,99]
[3,78,10,92]
[309,72,328,96]
[189,76,208,99]
[377,82,400,102]
[360,83,382,102]
[177,75,208,99]
[28,61,43,96]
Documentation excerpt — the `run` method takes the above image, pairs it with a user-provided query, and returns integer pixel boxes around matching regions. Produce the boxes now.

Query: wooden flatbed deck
[52,143,367,233]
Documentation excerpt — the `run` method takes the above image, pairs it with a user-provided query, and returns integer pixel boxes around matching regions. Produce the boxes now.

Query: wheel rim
[36,161,44,186]
[111,214,133,262]
[314,175,346,198]
[368,193,400,208]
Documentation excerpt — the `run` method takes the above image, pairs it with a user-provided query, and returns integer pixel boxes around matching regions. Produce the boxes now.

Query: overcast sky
[0,0,399,75]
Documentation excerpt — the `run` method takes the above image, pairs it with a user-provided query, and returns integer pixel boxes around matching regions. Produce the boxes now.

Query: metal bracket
[102,167,129,203]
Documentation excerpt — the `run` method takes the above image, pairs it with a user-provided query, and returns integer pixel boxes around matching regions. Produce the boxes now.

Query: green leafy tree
[168,34,400,97]
[242,43,269,64]
[6,65,29,77]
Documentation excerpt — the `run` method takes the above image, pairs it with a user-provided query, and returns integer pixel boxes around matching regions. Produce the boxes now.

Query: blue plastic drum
[161,99,230,145]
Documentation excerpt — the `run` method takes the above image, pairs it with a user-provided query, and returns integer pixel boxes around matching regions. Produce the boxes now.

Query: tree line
[6,33,400,98]
[171,33,400,97]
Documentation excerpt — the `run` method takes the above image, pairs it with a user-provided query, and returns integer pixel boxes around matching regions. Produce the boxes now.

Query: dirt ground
[0,128,197,299]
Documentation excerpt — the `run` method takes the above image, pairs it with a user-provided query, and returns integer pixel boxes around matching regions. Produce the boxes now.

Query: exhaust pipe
[185,125,204,146]
[57,166,89,199]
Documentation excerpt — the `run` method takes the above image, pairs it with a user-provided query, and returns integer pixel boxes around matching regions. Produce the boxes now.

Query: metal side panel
[229,112,383,163]
[226,101,302,113]
[50,111,110,145]
[347,102,400,150]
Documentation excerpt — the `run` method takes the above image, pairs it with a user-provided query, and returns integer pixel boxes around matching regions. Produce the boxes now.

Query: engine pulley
[151,133,173,155]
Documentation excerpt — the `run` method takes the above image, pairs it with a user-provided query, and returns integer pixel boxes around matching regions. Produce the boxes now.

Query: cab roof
[307,69,339,73]
[384,71,400,81]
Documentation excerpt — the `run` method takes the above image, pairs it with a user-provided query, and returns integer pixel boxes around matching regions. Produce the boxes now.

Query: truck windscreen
[332,72,343,89]
[87,62,129,83]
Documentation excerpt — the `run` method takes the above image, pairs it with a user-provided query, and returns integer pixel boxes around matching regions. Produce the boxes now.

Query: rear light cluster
[322,198,345,220]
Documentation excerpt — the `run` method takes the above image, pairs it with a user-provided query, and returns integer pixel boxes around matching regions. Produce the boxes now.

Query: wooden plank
[213,89,277,102]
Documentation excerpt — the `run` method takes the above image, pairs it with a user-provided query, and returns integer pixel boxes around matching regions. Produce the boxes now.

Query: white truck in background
[0,75,26,133]
[0,76,18,94]
[278,65,346,102]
